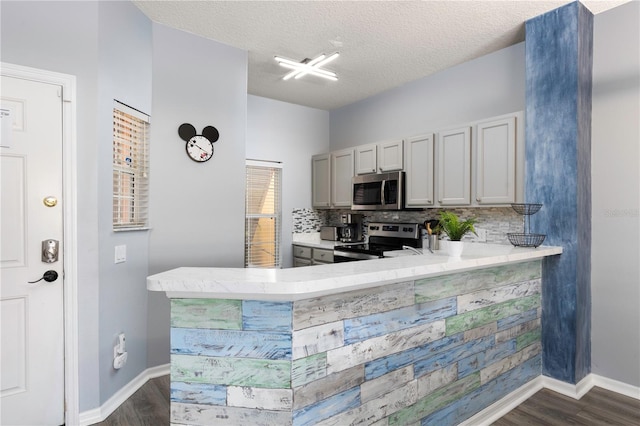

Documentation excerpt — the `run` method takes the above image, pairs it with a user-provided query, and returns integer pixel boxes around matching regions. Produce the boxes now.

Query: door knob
[43,196,58,207]
[28,270,59,284]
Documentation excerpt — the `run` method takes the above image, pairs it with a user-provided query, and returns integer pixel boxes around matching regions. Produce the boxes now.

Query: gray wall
[591,1,640,387]
[329,43,525,150]
[96,1,153,403]
[146,23,248,366]
[2,0,101,410]
[246,95,330,268]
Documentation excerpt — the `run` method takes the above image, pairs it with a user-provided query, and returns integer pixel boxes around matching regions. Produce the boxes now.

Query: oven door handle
[381,179,386,206]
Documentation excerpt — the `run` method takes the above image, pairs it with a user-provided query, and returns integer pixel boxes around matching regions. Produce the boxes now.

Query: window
[113,101,150,230]
[245,160,282,268]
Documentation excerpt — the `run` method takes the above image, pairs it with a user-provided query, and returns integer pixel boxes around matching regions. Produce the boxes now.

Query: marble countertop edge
[148,244,562,301]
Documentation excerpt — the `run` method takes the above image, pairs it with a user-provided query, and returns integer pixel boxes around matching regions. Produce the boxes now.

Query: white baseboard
[78,363,170,426]
[591,374,640,400]
[460,373,639,426]
[459,376,544,426]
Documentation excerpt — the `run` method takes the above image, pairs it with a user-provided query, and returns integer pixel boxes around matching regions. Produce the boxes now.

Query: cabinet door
[475,116,516,204]
[405,134,434,207]
[312,153,331,208]
[437,127,471,205]
[331,148,354,207]
[378,139,404,172]
[355,144,377,175]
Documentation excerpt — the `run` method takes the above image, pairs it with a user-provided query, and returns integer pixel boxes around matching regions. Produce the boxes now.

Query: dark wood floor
[93,376,640,425]
[493,386,640,426]
[93,375,169,426]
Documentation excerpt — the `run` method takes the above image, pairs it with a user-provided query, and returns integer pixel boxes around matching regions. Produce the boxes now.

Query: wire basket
[507,233,546,248]
[510,203,543,215]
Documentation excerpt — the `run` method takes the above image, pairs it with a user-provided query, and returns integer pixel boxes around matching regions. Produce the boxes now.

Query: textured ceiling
[133,0,627,110]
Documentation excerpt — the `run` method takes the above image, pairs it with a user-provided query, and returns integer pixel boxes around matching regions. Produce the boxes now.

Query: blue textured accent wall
[525,1,592,384]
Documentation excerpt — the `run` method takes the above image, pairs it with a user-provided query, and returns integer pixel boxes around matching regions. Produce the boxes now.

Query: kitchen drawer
[312,248,334,263]
[293,257,312,267]
[293,245,312,259]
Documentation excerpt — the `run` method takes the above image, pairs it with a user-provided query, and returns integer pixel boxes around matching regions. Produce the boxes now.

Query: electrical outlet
[115,245,126,263]
[474,228,487,242]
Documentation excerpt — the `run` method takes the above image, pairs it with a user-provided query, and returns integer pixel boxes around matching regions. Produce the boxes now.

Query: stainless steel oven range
[333,222,422,262]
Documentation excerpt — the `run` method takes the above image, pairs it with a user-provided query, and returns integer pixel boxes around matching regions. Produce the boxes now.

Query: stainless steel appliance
[340,213,364,242]
[351,171,404,211]
[333,222,422,262]
[320,226,344,241]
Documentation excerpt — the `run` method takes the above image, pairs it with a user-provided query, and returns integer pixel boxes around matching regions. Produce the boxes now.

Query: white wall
[591,0,640,387]
[329,43,525,150]
[247,95,330,267]
[146,23,248,366]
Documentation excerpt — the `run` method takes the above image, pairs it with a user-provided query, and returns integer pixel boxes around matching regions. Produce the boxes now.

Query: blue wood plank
[365,334,464,380]
[458,340,517,378]
[243,300,293,332]
[171,381,226,405]
[171,327,292,360]
[344,297,457,344]
[496,308,538,331]
[292,387,360,426]
[414,336,495,378]
[422,355,542,425]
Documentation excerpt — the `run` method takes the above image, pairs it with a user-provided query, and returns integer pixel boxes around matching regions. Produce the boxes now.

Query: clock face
[186,135,214,162]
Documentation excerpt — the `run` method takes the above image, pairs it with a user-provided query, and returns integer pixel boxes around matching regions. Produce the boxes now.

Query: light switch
[115,245,126,263]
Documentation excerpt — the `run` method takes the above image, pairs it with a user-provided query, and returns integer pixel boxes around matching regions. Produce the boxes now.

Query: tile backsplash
[292,207,527,245]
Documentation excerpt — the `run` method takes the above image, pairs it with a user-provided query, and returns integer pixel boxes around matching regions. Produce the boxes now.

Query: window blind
[245,160,282,268]
[113,101,150,230]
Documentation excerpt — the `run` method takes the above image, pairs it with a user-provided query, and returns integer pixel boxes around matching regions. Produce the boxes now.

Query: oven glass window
[353,181,382,205]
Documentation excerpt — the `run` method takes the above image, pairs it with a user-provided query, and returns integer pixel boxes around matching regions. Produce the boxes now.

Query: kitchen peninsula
[148,243,561,425]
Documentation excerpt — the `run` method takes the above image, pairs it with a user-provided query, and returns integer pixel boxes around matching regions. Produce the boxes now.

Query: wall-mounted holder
[507,203,546,247]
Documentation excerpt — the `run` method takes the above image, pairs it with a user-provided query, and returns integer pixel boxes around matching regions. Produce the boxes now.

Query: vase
[447,240,464,257]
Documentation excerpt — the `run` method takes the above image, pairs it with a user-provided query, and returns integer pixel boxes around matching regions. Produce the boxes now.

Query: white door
[1,76,65,425]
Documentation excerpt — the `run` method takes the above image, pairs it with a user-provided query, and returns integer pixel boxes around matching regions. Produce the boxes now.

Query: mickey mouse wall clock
[178,123,220,163]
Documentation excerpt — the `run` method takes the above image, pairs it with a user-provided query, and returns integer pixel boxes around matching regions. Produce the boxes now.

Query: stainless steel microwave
[351,171,404,210]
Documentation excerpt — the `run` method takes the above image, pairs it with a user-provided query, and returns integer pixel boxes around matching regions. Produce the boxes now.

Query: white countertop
[292,232,362,249]
[147,242,562,301]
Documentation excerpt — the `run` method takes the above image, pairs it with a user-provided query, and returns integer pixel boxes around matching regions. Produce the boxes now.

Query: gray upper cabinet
[355,139,404,175]
[331,148,354,207]
[437,126,471,206]
[474,116,517,205]
[355,144,377,175]
[378,139,404,172]
[405,133,434,207]
[312,153,331,208]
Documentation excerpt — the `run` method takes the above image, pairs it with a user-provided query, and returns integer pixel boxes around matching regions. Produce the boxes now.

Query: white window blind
[113,101,150,230]
[245,160,282,268]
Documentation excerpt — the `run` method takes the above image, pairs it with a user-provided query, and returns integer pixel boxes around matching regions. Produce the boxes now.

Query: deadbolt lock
[42,239,59,263]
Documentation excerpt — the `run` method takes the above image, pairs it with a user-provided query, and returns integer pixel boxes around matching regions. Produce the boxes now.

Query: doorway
[0,63,79,425]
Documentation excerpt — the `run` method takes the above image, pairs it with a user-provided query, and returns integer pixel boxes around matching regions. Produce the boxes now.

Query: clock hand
[191,143,210,153]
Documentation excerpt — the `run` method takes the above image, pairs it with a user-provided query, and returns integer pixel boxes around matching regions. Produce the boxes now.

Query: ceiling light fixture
[275,52,339,81]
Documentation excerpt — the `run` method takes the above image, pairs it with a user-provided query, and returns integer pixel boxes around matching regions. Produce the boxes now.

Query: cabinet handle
[427,199,431,203]
[476,198,481,202]
[438,199,442,203]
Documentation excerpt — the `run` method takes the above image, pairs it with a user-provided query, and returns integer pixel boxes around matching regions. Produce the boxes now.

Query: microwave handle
[381,179,386,205]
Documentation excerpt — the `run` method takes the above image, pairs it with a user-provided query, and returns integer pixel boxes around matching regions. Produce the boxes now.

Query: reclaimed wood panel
[171,299,242,330]
[172,354,290,388]
[227,386,292,411]
[171,402,292,425]
[242,300,292,332]
[293,365,364,410]
[457,279,540,313]
[292,387,360,426]
[171,328,291,359]
[293,281,415,330]
[415,262,541,303]
[327,320,446,375]
[291,352,327,388]
[292,321,344,360]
